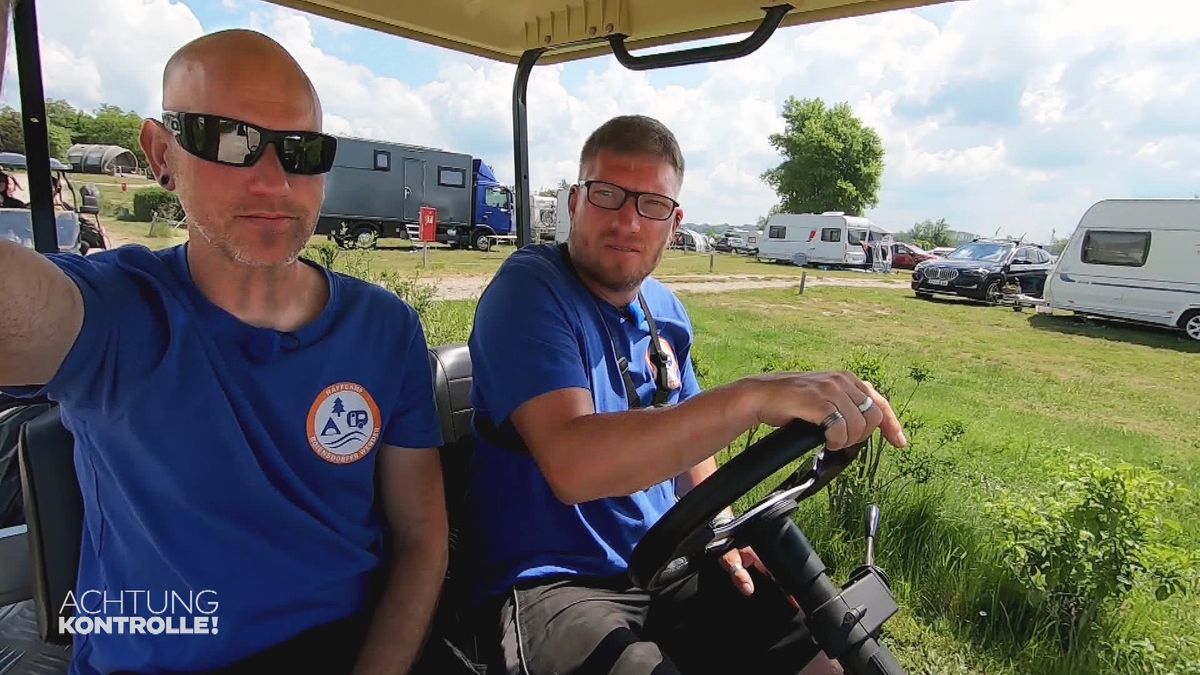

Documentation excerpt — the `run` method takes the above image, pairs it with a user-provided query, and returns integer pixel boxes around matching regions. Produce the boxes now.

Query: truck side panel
[316,136,473,239]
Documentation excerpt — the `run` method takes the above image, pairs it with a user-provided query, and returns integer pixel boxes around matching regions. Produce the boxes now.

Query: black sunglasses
[161,111,337,175]
[581,180,679,221]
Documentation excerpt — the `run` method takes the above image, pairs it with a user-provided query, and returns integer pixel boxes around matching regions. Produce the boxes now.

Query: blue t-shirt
[2,244,443,674]
[467,244,702,601]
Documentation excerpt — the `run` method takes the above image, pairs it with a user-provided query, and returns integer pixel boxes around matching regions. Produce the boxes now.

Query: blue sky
[6,0,1199,242]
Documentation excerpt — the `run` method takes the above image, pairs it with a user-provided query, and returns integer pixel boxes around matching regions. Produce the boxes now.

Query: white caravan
[1038,199,1200,341]
[757,213,890,267]
[554,187,572,243]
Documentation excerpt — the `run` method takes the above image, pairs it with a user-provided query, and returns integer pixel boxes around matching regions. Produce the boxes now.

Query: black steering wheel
[629,419,862,591]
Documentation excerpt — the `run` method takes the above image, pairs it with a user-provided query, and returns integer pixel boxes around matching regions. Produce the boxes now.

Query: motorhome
[1038,199,1200,341]
[316,136,512,250]
[757,213,890,267]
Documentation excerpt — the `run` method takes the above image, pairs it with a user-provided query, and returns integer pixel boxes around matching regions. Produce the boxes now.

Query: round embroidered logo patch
[306,382,382,464]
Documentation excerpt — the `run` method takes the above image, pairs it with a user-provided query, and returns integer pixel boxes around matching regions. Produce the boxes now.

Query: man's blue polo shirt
[2,244,442,673]
[467,244,702,601]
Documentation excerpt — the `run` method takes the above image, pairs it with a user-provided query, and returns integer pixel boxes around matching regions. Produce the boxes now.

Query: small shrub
[986,454,1196,647]
[336,250,372,281]
[826,349,952,527]
[302,240,341,269]
[132,188,181,222]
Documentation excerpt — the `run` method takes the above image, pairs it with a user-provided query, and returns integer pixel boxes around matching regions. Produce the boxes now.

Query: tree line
[0,99,144,164]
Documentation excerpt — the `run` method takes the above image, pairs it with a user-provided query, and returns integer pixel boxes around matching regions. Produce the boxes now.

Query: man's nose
[246,144,291,195]
[614,196,642,233]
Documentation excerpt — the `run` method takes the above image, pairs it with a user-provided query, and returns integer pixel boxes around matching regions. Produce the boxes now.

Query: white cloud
[3,0,202,116]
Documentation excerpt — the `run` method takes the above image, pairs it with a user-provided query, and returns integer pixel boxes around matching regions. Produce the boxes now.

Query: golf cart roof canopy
[265,0,951,64]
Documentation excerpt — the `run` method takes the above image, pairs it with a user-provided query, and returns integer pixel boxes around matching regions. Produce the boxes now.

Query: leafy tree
[0,106,72,159]
[0,107,24,153]
[909,218,956,250]
[76,105,145,164]
[45,99,87,136]
[762,97,884,216]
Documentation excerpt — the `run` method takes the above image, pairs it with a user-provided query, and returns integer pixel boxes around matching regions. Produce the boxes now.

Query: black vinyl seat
[0,403,77,674]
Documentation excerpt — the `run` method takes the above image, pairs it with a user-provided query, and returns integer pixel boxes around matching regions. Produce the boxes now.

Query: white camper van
[1039,199,1200,341]
[757,213,889,267]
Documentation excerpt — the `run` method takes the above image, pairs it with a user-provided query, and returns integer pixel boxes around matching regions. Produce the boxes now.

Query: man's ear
[567,184,580,218]
[140,120,173,190]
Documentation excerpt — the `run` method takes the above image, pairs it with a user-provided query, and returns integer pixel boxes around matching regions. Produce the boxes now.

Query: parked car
[890,242,934,269]
[713,231,756,255]
[911,239,1055,303]
[928,246,956,257]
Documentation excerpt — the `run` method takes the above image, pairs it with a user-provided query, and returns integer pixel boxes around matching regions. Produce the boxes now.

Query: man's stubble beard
[189,217,313,268]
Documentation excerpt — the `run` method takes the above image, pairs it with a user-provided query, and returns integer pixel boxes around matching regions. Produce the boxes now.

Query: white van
[757,213,889,267]
[1039,199,1200,341]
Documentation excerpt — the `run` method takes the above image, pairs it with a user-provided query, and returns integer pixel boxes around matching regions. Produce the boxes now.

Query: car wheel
[982,278,1003,304]
[1180,310,1200,342]
[352,225,378,249]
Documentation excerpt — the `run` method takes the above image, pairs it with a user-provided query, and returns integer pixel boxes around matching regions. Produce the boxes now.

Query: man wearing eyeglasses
[466,115,906,674]
[0,30,446,675]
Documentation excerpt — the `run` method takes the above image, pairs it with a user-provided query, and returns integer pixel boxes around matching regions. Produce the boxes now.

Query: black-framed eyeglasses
[581,180,679,221]
[160,111,338,175]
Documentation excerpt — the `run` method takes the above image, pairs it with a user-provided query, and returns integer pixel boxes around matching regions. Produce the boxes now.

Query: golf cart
[0,1,951,672]
[0,152,110,254]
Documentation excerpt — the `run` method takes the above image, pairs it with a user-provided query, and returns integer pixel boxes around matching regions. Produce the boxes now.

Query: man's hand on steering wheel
[745,371,907,450]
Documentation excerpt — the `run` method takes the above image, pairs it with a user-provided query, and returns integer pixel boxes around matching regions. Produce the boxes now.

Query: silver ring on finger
[821,410,845,429]
[857,397,875,413]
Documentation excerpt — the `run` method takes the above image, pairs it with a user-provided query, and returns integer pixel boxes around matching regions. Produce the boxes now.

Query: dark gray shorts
[493,559,824,675]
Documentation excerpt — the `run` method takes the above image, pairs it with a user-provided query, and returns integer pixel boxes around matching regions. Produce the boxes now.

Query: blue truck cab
[442,160,514,251]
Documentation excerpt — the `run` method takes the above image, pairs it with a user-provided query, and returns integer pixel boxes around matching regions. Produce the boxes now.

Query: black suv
[911,239,1054,303]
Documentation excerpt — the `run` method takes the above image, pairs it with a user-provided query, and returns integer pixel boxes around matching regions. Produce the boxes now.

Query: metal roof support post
[512,47,545,248]
[13,0,56,253]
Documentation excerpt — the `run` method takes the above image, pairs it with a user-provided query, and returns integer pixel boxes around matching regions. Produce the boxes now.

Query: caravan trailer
[1039,199,1200,341]
[757,213,889,267]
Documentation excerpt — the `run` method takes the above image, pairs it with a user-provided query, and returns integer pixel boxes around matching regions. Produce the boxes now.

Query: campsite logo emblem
[647,337,683,392]
[307,382,381,464]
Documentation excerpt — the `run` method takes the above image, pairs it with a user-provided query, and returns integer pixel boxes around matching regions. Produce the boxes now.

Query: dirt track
[432,274,906,301]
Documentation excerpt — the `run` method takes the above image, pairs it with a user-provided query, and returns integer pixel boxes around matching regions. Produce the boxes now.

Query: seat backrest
[426,343,478,609]
[428,343,475,547]
[429,343,473,447]
[17,406,81,645]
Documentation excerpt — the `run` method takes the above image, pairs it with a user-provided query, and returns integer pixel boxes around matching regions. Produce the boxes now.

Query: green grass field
[417,285,1198,674]
[682,287,1199,674]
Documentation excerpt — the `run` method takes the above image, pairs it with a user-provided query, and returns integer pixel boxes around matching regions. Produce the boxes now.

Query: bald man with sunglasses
[0,30,447,675]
